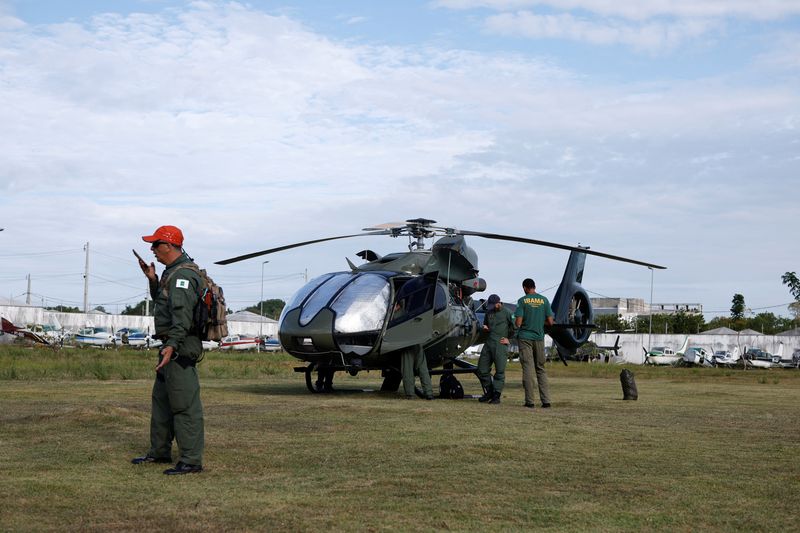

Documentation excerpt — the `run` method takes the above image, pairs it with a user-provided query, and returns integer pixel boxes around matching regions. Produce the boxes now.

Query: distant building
[650,303,703,315]
[591,298,704,321]
[591,298,648,322]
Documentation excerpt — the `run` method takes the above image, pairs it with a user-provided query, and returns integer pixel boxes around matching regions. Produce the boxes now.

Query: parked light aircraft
[644,337,688,365]
[74,326,116,348]
[711,347,741,367]
[683,346,713,366]
[115,328,162,349]
[1,317,53,346]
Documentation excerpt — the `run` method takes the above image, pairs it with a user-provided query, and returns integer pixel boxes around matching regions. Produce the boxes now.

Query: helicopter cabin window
[389,277,434,326]
[433,283,447,314]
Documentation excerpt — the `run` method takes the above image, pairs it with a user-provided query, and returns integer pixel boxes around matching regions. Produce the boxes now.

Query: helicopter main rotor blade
[215,230,391,265]
[456,230,666,270]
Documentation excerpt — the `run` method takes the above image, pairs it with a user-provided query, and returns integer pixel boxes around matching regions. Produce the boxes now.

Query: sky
[0,0,798,320]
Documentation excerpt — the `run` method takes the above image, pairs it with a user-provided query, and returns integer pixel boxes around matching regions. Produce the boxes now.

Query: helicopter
[216,219,665,396]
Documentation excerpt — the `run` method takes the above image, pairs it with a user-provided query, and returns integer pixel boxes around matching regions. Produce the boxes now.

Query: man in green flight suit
[392,277,434,400]
[477,294,515,405]
[401,344,434,400]
[131,225,205,475]
[515,278,555,409]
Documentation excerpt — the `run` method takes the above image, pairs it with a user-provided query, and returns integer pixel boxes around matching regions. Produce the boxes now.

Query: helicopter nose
[278,272,391,357]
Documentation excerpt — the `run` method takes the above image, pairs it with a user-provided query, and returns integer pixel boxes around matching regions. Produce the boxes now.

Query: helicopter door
[381,273,438,352]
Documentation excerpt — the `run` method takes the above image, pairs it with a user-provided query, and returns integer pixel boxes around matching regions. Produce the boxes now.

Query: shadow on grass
[229,382,386,397]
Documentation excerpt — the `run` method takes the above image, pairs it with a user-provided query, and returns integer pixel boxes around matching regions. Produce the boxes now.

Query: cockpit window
[279,274,334,325]
[332,274,390,334]
[299,273,353,326]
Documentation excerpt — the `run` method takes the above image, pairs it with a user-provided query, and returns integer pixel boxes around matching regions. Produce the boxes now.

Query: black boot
[488,391,502,404]
[478,386,494,403]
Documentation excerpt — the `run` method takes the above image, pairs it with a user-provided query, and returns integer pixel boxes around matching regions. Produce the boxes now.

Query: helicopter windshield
[331,274,390,334]
[279,272,392,353]
[278,274,333,326]
[299,273,353,326]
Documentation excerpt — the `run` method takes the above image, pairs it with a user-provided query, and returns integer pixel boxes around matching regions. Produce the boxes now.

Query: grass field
[1,346,798,532]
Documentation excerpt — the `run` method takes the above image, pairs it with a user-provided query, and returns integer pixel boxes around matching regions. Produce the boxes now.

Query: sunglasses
[150,241,169,249]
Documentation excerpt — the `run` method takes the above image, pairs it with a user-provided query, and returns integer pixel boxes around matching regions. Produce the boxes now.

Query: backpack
[162,262,228,342]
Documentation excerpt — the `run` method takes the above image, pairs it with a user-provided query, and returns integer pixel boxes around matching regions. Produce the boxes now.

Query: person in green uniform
[477,294,515,405]
[391,277,434,400]
[131,225,205,475]
[515,278,555,409]
[401,344,434,400]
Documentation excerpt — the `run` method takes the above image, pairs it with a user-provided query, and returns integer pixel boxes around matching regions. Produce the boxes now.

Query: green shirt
[484,305,515,342]
[515,292,554,341]
[150,252,203,357]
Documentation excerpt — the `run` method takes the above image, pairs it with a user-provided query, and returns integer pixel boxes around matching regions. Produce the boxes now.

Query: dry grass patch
[1,347,799,531]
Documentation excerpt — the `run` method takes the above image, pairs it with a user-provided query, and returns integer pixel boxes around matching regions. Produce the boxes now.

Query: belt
[174,355,197,368]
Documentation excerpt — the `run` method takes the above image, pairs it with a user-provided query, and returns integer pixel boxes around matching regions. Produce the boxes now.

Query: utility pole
[259,260,269,352]
[26,274,31,305]
[304,268,308,283]
[144,277,150,316]
[647,267,654,362]
[83,242,90,312]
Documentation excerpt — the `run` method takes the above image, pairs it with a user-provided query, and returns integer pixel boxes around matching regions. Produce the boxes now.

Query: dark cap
[486,294,501,307]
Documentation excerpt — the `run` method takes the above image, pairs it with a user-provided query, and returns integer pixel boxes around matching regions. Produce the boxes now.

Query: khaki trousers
[518,339,550,405]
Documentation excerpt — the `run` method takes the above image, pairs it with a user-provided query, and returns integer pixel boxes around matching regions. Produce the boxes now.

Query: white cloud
[0,1,798,313]
[484,10,716,51]
[433,0,800,21]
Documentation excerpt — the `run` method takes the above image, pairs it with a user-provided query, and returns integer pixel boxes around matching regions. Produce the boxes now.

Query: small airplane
[595,335,622,363]
[743,345,782,369]
[216,219,665,395]
[219,335,260,351]
[1,317,53,346]
[711,346,741,367]
[260,337,283,352]
[773,343,798,368]
[73,325,116,348]
[115,328,162,349]
[643,337,688,366]
[683,345,713,366]
[202,340,220,350]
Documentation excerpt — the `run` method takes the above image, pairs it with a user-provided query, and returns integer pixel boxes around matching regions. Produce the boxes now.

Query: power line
[0,248,83,258]
[91,249,138,264]
[703,301,796,315]
[88,273,147,291]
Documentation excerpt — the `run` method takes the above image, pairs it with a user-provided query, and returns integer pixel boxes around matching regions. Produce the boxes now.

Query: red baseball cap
[142,225,184,246]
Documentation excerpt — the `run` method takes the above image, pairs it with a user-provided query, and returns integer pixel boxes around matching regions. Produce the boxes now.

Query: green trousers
[401,345,433,397]
[149,360,205,466]
[518,339,550,405]
[477,340,508,394]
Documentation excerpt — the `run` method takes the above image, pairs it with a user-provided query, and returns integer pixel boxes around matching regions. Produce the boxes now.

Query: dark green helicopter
[216,219,665,395]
